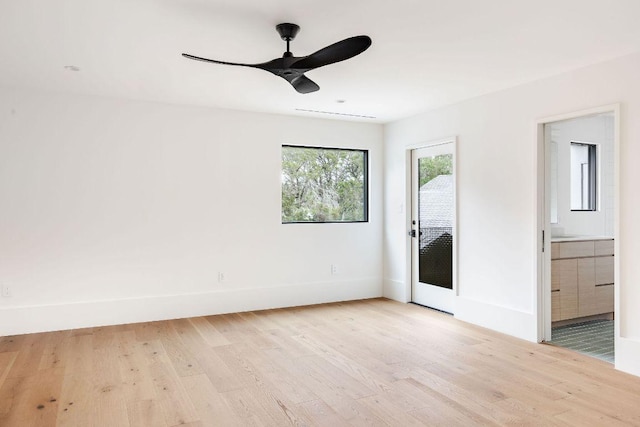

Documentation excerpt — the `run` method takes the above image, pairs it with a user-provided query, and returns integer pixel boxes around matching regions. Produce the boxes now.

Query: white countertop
[551,235,614,242]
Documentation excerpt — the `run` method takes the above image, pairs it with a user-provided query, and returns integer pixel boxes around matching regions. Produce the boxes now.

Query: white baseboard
[454,296,538,342]
[616,336,640,377]
[383,278,409,302]
[382,284,537,342]
[0,278,382,336]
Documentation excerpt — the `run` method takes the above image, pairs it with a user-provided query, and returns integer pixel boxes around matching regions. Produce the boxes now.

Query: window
[570,142,597,211]
[281,145,368,223]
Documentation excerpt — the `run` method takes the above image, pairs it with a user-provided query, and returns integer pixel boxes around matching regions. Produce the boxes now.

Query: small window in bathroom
[570,142,597,211]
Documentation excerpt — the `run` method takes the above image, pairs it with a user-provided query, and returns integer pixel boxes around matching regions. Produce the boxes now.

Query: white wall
[549,114,614,236]
[0,88,383,335]
[383,51,640,377]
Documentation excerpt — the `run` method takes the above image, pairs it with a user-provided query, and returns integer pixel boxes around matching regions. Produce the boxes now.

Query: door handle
[408,229,416,238]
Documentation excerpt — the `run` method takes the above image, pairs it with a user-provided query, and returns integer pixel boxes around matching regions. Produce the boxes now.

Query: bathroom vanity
[551,236,614,323]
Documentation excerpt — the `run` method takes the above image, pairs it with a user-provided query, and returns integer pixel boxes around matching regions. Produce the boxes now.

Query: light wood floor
[1,298,640,426]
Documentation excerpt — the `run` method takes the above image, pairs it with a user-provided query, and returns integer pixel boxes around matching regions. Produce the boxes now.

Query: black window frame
[570,141,597,212]
[281,144,369,224]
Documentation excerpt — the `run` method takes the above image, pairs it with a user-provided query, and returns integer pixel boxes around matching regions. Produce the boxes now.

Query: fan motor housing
[276,23,300,41]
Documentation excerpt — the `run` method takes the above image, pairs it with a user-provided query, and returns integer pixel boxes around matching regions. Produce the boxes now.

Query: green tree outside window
[282,146,368,223]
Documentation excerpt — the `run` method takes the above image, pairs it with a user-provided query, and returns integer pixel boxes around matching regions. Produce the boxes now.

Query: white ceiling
[2,0,640,123]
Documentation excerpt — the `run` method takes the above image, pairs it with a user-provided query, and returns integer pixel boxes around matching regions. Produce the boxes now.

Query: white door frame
[405,137,458,312]
[536,104,620,342]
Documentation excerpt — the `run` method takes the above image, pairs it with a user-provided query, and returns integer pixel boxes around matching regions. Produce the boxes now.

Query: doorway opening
[410,140,456,314]
[538,106,618,363]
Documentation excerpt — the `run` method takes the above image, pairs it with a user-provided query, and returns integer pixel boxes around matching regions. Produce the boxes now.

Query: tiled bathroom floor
[551,319,614,363]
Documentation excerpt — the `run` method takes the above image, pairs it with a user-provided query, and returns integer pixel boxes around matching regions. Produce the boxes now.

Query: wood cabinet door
[595,255,614,314]
[578,258,597,317]
[595,284,614,314]
[551,290,561,322]
[550,240,615,323]
[552,259,578,320]
[595,256,614,285]
[595,240,614,256]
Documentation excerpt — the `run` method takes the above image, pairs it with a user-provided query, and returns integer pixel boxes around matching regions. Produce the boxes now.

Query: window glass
[570,142,597,211]
[281,145,368,223]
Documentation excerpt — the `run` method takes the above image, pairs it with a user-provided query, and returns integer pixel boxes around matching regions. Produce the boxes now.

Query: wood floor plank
[210,340,312,424]
[181,373,239,426]
[551,379,640,424]
[205,313,256,343]
[291,331,393,393]
[56,336,130,427]
[208,313,278,350]
[0,335,25,353]
[0,367,64,427]
[356,394,427,426]
[127,399,168,427]
[132,321,168,343]
[221,385,305,426]
[295,398,347,426]
[236,310,284,332]
[55,375,97,426]
[0,351,18,390]
[406,370,512,425]
[182,339,261,395]
[144,321,205,379]
[552,398,632,426]
[293,326,416,383]
[264,349,385,424]
[147,353,199,426]
[61,334,94,377]
[187,317,230,348]
[6,333,51,379]
[240,344,320,405]
[251,308,312,335]
[116,332,158,404]
[296,354,377,400]
[37,331,71,371]
[1,298,640,426]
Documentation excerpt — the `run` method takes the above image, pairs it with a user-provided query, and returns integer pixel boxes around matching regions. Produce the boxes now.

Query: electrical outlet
[218,272,225,283]
[331,264,338,275]
[1,285,11,297]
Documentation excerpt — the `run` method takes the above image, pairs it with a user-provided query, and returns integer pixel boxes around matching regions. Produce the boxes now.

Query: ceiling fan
[182,23,372,94]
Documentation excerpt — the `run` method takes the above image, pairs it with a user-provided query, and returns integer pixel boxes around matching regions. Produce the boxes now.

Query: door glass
[418,154,453,289]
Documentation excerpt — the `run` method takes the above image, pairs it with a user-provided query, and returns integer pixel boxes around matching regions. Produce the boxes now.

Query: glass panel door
[411,143,455,313]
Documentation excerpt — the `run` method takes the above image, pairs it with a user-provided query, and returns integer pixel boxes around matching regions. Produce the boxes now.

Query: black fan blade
[182,53,265,69]
[287,74,319,94]
[291,36,371,70]
[183,53,294,73]
[182,52,319,93]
